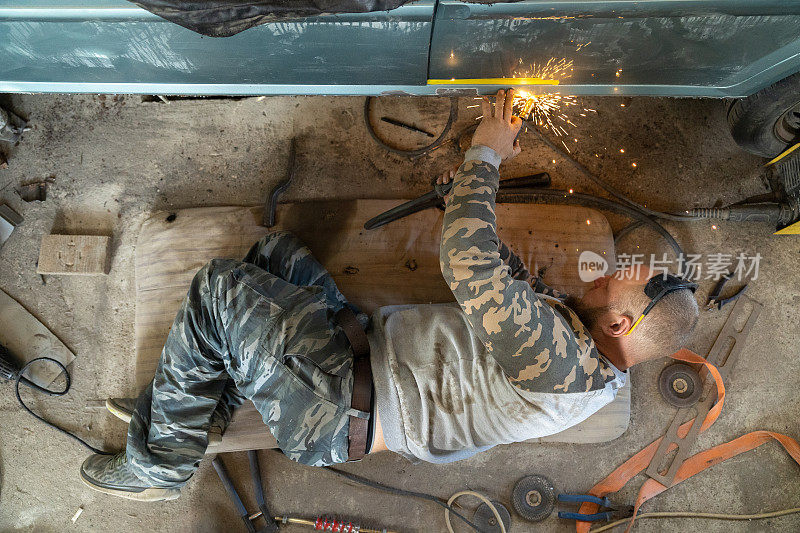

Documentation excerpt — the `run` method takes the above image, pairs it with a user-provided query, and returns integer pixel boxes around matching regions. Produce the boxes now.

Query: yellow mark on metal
[765,141,800,166]
[774,220,800,235]
[427,78,560,86]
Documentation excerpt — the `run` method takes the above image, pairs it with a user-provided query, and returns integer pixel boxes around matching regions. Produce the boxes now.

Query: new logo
[578,250,609,282]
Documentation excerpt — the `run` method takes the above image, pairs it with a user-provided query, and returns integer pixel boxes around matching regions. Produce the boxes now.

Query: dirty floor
[0,94,798,532]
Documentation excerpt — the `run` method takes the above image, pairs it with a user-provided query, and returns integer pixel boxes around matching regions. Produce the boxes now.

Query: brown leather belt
[335,308,372,462]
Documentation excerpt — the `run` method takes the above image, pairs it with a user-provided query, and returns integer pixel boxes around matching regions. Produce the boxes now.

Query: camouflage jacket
[439,148,618,393]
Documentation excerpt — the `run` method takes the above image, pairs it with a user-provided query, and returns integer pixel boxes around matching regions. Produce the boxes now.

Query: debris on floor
[71,506,84,524]
[16,176,53,202]
[0,203,22,248]
[0,105,28,144]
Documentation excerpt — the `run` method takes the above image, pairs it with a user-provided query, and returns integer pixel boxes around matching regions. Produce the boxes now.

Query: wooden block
[37,235,110,275]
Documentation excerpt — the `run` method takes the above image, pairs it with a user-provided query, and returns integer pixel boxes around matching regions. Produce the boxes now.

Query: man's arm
[438,90,612,393]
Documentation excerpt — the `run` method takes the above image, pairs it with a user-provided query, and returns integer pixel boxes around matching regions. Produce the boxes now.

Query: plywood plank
[0,288,75,387]
[135,202,628,453]
[37,234,110,275]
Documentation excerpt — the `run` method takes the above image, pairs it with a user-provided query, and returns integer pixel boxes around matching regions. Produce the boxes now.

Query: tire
[728,71,800,158]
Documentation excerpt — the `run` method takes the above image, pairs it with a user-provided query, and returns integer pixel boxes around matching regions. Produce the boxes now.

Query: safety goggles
[624,274,698,336]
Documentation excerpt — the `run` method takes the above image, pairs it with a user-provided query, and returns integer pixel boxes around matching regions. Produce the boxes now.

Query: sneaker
[106,398,224,445]
[80,453,181,502]
[105,398,137,424]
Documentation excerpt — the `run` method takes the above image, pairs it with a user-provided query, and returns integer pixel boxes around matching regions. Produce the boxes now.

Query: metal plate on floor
[473,501,511,533]
[646,295,762,486]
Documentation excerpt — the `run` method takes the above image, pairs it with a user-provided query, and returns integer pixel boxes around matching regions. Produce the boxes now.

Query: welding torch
[364,172,551,230]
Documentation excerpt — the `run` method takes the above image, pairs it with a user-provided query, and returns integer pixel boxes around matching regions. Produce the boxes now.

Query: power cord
[326,466,489,532]
[589,506,800,532]
[13,357,111,455]
[496,188,685,257]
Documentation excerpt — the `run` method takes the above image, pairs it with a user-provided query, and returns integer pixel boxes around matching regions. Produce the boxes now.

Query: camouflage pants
[126,231,368,487]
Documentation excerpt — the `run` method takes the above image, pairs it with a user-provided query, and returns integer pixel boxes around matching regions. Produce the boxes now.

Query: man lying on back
[80,89,699,501]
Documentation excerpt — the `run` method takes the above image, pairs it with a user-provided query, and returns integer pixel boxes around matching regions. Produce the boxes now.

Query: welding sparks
[504,57,596,141]
[466,56,598,144]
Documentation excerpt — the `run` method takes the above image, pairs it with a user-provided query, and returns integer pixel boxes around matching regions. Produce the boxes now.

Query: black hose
[614,221,645,246]
[325,467,487,533]
[364,97,458,159]
[496,188,685,257]
[14,357,111,455]
[527,126,701,222]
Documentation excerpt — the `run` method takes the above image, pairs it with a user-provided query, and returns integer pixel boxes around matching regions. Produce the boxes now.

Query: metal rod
[248,450,278,533]
[380,116,435,137]
[212,456,257,533]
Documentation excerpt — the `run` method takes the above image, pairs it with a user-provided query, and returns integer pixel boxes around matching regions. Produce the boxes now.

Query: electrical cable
[364,97,458,159]
[14,357,111,455]
[588,506,800,532]
[364,99,693,254]
[325,466,487,532]
[613,221,644,246]
[496,188,685,257]
[527,126,702,222]
[450,118,691,255]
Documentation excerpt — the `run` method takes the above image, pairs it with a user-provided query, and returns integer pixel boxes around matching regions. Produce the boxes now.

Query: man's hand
[435,165,458,203]
[472,89,523,162]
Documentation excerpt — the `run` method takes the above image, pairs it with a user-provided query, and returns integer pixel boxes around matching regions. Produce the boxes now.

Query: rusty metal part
[263,138,297,227]
[16,180,51,202]
[646,295,763,486]
[512,475,555,522]
[380,116,435,138]
[473,501,511,533]
[658,363,702,408]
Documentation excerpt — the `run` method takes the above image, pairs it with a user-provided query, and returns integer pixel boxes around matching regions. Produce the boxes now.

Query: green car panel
[1,0,799,96]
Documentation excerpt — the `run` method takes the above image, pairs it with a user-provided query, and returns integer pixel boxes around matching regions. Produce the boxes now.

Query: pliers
[706,272,749,311]
[557,494,634,522]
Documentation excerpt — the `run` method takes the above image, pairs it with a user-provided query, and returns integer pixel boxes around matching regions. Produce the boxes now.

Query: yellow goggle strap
[624,314,645,336]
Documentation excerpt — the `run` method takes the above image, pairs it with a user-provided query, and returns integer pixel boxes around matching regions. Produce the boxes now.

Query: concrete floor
[0,93,798,533]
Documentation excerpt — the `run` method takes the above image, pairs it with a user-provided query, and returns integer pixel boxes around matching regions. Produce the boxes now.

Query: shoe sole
[106,398,133,424]
[80,471,180,502]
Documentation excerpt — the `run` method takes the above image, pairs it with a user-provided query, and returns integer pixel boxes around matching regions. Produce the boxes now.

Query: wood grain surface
[135,202,629,453]
[0,288,75,387]
[37,234,110,275]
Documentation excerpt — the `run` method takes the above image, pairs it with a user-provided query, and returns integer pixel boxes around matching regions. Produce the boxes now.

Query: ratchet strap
[574,348,800,533]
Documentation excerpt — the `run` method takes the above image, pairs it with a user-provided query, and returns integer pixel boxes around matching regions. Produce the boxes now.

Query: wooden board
[0,288,75,387]
[136,202,629,453]
[37,234,110,275]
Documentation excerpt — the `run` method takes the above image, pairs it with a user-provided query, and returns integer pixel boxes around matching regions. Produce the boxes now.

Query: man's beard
[564,296,609,332]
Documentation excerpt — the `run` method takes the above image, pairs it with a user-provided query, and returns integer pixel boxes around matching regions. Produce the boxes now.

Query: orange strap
[575,348,800,533]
